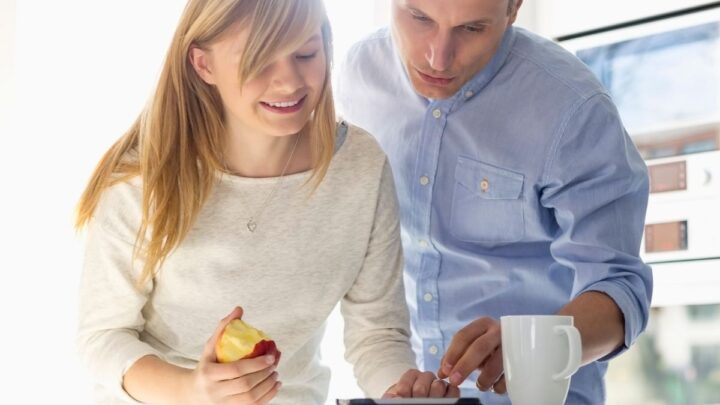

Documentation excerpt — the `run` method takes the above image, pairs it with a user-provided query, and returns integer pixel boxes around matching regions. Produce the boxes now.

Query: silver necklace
[224,133,301,233]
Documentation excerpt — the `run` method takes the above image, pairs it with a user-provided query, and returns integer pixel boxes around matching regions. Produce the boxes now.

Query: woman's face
[191,25,327,139]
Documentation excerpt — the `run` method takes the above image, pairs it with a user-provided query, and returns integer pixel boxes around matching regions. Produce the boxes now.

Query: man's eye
[411,13,431,23]
[463,25,486,33]
[296,52,318,60]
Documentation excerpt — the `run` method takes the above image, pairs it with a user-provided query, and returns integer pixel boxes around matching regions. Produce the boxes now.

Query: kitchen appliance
[558,3,720,307]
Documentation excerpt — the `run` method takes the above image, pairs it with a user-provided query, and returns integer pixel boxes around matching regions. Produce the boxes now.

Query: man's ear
[189,46,216,85]
[508,0,523,26]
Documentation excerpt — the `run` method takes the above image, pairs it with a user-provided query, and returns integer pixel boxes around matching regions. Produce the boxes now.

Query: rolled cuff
[585,280,647,361]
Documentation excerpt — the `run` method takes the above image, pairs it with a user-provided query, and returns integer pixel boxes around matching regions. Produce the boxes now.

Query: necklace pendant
[247,219,257,233]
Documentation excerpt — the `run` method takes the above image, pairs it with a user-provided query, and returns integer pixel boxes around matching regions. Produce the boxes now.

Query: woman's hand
[182,307,282,405]
[383,369,460,398]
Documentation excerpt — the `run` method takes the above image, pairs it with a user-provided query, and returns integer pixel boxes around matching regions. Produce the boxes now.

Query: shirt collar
[454,26,518,106]
[390,26,518,108]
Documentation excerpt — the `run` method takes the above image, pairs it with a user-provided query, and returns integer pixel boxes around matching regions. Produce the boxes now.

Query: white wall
[5,1,186,403]
[1,0,28,401]
[0,0,14,128]
[514,0,540,32]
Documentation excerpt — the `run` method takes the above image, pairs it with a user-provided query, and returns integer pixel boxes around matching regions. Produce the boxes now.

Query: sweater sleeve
[76,183,163,404]
[341,160,418,397]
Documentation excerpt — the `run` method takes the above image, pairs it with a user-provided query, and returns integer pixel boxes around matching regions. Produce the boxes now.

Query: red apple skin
[215,319,282,365]
[243,340,281,366]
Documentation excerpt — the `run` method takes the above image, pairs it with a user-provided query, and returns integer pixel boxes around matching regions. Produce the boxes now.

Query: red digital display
[648,161,687,193]
[645,221,688,253]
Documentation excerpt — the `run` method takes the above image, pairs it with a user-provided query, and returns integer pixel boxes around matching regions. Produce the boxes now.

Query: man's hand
[383,369,460,398]
[438,317,506,394]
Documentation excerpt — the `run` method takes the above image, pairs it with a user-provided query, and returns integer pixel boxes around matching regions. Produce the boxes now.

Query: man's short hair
[507,0,516,14]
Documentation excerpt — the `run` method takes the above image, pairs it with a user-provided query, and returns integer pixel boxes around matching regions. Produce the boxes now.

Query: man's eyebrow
[406,6,494,26]
[408,6,426,14]
[457,18,494,27]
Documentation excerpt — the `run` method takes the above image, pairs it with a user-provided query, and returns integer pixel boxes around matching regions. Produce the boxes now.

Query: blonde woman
[75,0,458,404]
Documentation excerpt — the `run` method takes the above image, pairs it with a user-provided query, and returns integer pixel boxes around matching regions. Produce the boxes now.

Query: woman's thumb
[202,306,244,362]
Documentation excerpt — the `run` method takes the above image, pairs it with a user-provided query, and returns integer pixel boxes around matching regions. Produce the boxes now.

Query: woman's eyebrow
[303,34,321,44]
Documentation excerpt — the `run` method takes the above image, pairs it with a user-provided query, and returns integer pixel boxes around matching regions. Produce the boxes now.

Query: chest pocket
[450,157,525,244]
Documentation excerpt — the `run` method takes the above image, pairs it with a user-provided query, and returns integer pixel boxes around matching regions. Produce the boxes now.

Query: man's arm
[541,92,653,361]
[439,92,652,392]
[558,291,624,364]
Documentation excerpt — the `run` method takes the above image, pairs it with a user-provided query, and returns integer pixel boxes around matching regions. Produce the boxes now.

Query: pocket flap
[454,157,524,199]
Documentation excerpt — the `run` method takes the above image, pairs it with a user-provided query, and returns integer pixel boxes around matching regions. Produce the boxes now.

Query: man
[336,0,653,403]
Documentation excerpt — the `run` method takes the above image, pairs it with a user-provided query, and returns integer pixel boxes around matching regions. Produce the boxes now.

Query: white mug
[500,315,581,405]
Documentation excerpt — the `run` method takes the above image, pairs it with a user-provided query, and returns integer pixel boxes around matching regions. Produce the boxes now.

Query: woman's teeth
[266,100,300,108]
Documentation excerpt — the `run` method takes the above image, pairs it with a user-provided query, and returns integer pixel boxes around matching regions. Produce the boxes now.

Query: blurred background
[1,1,719,404]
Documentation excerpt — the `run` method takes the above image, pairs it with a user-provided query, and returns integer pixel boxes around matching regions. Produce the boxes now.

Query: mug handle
[552,325,581,381]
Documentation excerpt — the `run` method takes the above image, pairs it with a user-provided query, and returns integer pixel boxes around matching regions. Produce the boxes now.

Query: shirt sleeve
[76,183,163,404]
[341,159,418,397]
[540,93,653,360]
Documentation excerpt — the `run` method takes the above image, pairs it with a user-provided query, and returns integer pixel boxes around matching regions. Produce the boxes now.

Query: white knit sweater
[77,124,417,404]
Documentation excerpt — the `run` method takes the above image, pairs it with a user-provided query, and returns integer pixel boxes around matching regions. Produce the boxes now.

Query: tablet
[337,399,482,405]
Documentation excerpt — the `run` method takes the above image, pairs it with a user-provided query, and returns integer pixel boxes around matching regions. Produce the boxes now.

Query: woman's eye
[296,52,318,60]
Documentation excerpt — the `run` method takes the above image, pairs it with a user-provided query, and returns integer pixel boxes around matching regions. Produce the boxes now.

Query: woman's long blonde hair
[75,0,336,286]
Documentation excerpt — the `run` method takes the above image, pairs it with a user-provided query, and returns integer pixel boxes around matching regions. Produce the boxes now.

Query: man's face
[391,0,520,99]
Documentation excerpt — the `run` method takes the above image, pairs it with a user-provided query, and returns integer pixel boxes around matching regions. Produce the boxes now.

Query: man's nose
[426,32,454,72]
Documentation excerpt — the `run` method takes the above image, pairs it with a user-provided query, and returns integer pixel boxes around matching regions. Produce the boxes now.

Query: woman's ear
[189,46,216,85]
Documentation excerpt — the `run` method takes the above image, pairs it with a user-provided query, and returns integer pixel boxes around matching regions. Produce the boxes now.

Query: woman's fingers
[391,369,420,397]
[429,379,448,398]
[215,367,278,398]
[411,371,437,397]
[227,369,281,404]
[203,354,277,382]
[445,383,461,398]
[252,379,282,405]
[202,306,244,362]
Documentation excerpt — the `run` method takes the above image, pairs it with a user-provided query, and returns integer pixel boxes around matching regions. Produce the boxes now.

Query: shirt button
[432,109,442,119]
[423,293,433,302]
[429,345,439,355]
[480,178,490,192]
[464,90,474,98]
[420,175,430,185]
[418,239,428,248]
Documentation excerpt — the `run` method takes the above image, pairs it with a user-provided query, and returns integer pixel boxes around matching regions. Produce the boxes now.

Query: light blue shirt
[337,26,653,405]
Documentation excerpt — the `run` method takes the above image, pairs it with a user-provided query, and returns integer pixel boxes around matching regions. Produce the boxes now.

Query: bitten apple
[215,319,281,365]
